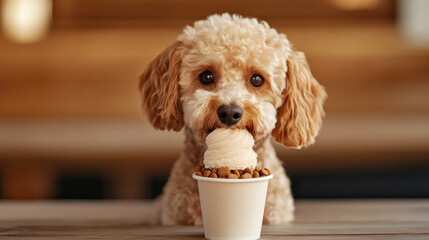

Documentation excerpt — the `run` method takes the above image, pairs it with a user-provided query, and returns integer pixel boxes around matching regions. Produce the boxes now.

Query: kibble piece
[212,168,218,174]
[203,170,212,177]
[238,170,244,176]
[260,169,269,176]
[244,167,253,175]
[232,170,240,177]
[195,165,202,172]
[210,172,218,178]
[196,171,203,176]
[241,173,252,179]
[252,171,260,178]
[264,168,271,175]
[218,167,230,177]
[200,167,206,173]
[227,173,239,179]
[255,166,262,172]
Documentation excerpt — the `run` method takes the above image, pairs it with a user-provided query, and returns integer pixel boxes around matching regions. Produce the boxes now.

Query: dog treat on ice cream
[203,128,257,170]
[194,165,271,179]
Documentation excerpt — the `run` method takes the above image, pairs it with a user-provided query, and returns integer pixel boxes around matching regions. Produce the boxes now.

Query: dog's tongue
[203,128,257,170]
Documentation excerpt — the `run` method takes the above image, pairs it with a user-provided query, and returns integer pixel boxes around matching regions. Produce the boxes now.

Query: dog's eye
[199,71,214,85]
[250,74,264,87]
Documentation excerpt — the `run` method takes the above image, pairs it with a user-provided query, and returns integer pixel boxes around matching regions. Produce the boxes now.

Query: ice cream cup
[193,173,273,240]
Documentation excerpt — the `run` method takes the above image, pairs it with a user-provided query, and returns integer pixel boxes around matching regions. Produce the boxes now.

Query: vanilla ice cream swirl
[203,128,257,170]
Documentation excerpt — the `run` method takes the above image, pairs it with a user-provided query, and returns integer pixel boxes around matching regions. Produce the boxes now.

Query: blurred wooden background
[0,0,428,199]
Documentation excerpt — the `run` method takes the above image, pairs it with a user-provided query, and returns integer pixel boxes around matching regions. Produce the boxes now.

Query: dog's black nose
[217,104,243,126]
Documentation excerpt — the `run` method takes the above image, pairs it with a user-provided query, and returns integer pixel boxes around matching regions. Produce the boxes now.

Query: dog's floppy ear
[139,41,184,131]
[272,50,327,148]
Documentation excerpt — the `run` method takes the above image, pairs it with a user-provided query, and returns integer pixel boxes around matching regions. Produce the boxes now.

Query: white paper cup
[193,173,273,240]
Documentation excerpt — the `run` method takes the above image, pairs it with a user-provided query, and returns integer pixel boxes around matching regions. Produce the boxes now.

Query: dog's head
[140,14,326,148]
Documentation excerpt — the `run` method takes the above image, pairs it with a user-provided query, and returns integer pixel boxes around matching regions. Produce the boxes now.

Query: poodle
[139,13,326,225]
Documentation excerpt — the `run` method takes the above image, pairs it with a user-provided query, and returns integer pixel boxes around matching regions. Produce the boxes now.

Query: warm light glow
[330,0,381,10]
[2,0,52,43]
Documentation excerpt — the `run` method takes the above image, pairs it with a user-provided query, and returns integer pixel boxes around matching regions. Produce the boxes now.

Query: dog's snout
[217,104,243,126]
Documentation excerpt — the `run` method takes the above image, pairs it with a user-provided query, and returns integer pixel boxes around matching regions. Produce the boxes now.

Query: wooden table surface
[0,200,428,239]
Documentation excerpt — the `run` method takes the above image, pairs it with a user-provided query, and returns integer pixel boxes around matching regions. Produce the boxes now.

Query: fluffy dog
[139,13,326,225]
